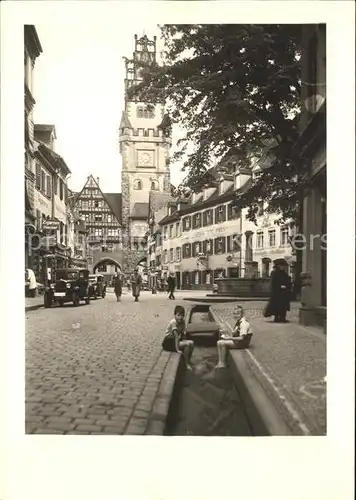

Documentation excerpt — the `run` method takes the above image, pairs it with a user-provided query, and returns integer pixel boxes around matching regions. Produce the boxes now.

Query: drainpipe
[239,210,242,277]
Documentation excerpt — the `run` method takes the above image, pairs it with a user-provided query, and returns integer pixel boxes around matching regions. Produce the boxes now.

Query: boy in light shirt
[215,305,252,369]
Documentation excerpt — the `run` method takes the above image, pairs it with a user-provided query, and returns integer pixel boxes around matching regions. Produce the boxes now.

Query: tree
[128,24,304,223]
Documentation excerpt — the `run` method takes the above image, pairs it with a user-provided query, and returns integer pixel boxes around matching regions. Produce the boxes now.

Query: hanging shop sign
[42,219,60,231]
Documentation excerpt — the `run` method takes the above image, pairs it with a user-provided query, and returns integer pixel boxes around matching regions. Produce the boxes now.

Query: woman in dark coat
[266,265,290,323]
[114,272,123,302]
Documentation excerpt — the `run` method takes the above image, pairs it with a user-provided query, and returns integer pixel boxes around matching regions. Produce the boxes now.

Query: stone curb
[211,307,292,436]
[145,351,184,435]
[183,297,269,303]
[25,304,44,312]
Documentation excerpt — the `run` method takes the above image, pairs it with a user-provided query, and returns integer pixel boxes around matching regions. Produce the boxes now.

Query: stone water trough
[185,304,221,345]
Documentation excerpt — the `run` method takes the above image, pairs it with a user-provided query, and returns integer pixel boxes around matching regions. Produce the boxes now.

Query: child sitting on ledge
[215,305,252,369]
[162,305,194,370]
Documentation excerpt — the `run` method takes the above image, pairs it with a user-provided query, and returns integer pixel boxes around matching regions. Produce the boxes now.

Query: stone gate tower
[119,34,171,271]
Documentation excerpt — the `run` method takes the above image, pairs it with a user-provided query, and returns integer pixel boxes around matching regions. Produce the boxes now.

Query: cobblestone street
[25,292,186,435]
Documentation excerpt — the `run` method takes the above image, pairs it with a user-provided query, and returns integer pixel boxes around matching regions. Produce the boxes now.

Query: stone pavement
[25,295,44,311]
[213,302,326,435]
[25,292,187,435]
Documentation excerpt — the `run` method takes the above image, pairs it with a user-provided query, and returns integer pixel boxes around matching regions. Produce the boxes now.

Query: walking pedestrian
[131,268,142,302]
[114,272,122,302]
[167,272,176,300]
[27,268,37,298]
[266,264,290,323]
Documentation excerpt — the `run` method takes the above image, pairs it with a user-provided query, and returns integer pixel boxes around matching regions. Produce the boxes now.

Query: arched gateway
[92,257,122,274]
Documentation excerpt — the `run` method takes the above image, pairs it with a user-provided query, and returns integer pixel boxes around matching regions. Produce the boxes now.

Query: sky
[33,23,185,194]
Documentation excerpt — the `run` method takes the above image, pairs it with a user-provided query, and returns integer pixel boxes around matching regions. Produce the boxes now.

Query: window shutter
[227,235,232,253]
[46,175,52,197]
[215,207,219,223]
[227,204,232,220]
[221,205,226,222]
[214,238,219,254]
[221,236,226,254]
[36,164,41,189]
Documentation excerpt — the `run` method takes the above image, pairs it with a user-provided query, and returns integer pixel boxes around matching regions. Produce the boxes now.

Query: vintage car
[44,268,91,307]
[88,274,107,299]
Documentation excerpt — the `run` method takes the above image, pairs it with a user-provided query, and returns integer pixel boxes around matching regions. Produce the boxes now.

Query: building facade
[73,175,122,279]
[24,25,43,267]
[119,34,172,272]
[298,24,326,328]
[147,167,295,290]
[30,126,73,284]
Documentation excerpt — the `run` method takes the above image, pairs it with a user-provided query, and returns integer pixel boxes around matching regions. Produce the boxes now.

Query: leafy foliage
[128,24,305,223]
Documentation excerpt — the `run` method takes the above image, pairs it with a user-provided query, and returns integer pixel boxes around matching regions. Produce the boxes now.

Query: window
[59,179,64,200]
[193,213,201,229]
[257,232,264,249]
[280,227,289,246]
[215,205,226,223]
[163,226,168,240]
[214,237,226,254]
[170,249,174,262]
[95,215,102,222]
[176,247,181,261]
[151,181,158,190]
[232,234,241,252]
[107,214,112,223]
[82,200,88,210]
[175,222,180,237]
[137,106,155,119]
[268,230,276,247]
[203,210,213,226]
[169,225,173,238]
[46,175,52,198]
[193,241,201,257]
[134,179,142,190]
[205,272,211,285]
[182,243,191,259]
[228,203,240,220]
[183,216,191,231]
[164,250,168,264]
[195,272,200,285]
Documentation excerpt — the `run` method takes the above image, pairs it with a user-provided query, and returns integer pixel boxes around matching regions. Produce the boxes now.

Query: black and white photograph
[24,21,327,437]
[1,1,354,500]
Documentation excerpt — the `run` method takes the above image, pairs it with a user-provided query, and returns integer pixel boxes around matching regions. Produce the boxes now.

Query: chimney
[234,167,251,191]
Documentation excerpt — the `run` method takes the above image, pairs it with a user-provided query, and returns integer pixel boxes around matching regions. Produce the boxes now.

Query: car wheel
[102,291,106,298]
[85,296,90,305]
[72,293,80,306]
[58,300,64,307]
[94,294,98,300]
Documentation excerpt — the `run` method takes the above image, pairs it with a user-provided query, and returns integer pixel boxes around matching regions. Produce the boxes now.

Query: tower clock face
[138,151,154,166]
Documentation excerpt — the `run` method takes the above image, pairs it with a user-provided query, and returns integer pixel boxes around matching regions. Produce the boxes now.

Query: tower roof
[119,111,133,129]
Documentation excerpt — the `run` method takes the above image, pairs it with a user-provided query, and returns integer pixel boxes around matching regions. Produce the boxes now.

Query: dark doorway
[175,272,181,290]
